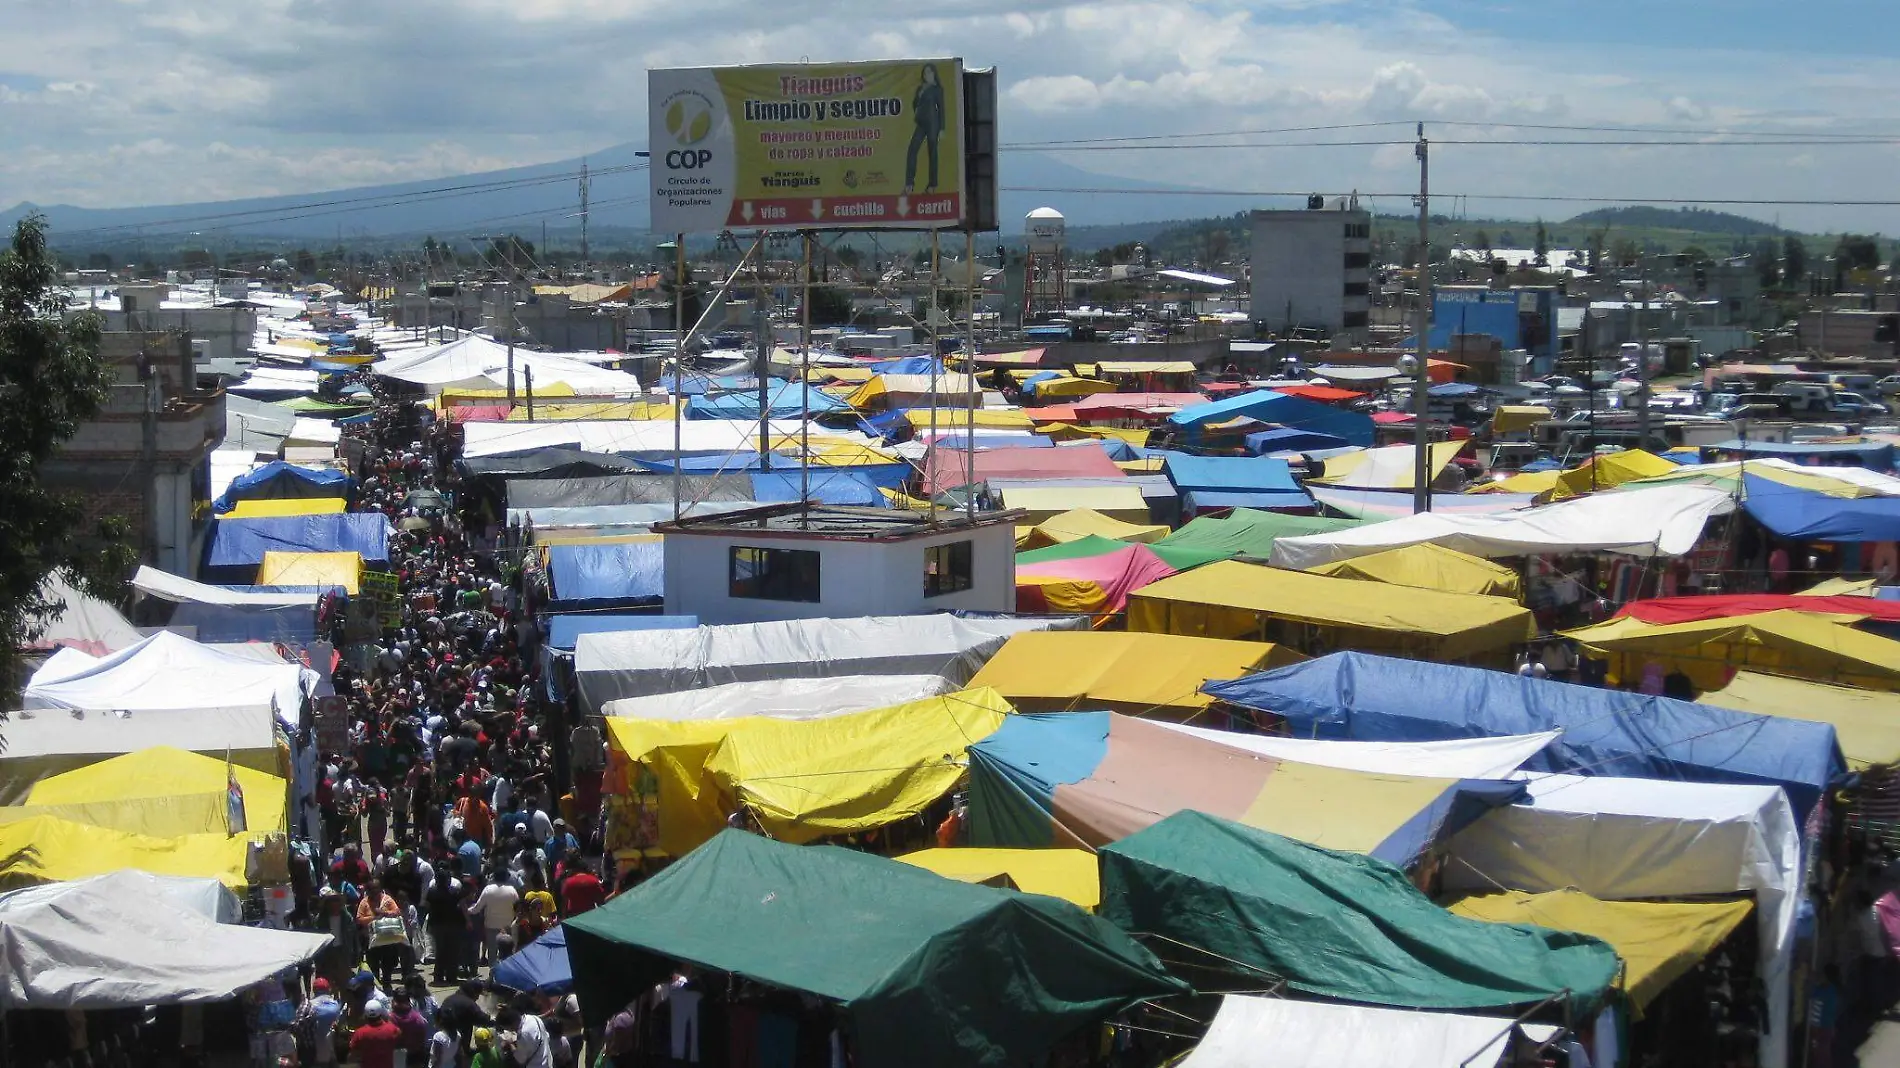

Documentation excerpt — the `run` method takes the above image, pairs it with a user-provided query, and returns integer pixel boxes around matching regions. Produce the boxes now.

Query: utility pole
[1637,256,1652,452]
[1412,121,1432,515]
[755,229,771,472]
[579,159,591,264]
[504,281,516,409]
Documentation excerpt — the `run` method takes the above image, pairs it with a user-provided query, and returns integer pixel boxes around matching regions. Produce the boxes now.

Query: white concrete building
[1250,204,1372,342]
[657,505,1019,625]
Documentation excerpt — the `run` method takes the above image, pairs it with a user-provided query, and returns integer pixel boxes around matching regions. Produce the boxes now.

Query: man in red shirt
[560,860,605,916]
[349,1001,404,1068]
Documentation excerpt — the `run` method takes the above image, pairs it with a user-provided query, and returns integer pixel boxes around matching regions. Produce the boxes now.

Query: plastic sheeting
[505,474,753,509]
[1308,441,1465,490]
[1564,609,1900,692]
[605,688,1010,854]
[0,815,257,888]
[968,631,1293,714]
[255,551,360,594]
[1155,508,1364,564]
[211,460,350,513]
[1310,485,1540,519]
[23,631,312,725]
[1271,484,1735,569]
[895,848,1100,908]
[1017,509,1168,549]
[374,334,642,395]
[131,565,332,608]
[28,746,289,836]
[491,926,572,995]
[968,711,1526,866]
[546,541,664,604]
[1127,561,1536,661]
[1702,671,1900,769]
[1204,651,1844,815]
[1742,473,1900,541]
[0,868,328,1008]
[545,615,699,651]
[1620,593,1900,626]
[1450,890,1753,1009]
[1179,996,1559,1068]
[998,485,1149,525]
[564,830,1184,1068]
[28,571,143,656]
[1167,390,1375,446]
[225,497,346,519]
[1442,773,1800,1068]
[748,469,889,507]
[1099,811,1618,1013]
[575,614,1072,712]
[0,871,239,925]
[1016,543,1178,615]
[1154,724,1560,780]
[206,513,392,574]
[603,674,951,721]
[0,705,282,805]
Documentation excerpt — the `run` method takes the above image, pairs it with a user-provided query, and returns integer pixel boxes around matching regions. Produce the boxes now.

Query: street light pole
[1412,122,1432,514]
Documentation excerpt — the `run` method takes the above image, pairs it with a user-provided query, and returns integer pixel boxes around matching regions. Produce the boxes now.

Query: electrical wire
[999,185,1900,207]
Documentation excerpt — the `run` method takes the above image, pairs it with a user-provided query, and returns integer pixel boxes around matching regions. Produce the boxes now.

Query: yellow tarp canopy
[1450,889,1753,1010]
[1474,468,1562,495]
[225,497,347,519]
[1701,671,1900,769]
[1564,609,1900,693]
[1549,450,1678,501]
[1040,423,1153,446]
[1128,561,1535,661]
[256,550,362,594]
[0,815,253,888]
[848,374,981,410]
[967,631,1299,714]
[998,486,1151,525]
[441,382,581,401]
[902,407,1033,430]
[800,440,906,465]
[1305,543,1524,600]
[1030,377,1118,399]
[1491,405,1552,435]
[604,688,1011,855]
[28,746,289,835]
[895,848,1100,909]
[1624,460,1896,500]
[1308,440,1464,490]
[1017,509,1169,550]
[506,399,678,421]
[1800,576,1876,597]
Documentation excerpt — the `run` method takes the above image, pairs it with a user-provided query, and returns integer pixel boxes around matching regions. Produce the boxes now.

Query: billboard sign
[649,59,966,233]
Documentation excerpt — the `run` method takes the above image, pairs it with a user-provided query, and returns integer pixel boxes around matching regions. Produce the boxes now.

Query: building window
[1343,281,1369,297]
[1342,310,1370,329]
[1343,251,1371,269]
[1344,222,1369,239]
[729,546,821,602]
[924,540,974,597]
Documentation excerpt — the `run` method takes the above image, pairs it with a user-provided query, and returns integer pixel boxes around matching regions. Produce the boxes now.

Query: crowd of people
[277,396,610,1068]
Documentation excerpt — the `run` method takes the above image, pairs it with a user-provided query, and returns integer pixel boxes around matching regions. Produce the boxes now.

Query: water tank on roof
[1025,207,1065,254]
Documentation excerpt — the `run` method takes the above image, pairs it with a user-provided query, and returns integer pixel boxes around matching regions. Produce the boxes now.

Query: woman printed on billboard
[904,64,946,195]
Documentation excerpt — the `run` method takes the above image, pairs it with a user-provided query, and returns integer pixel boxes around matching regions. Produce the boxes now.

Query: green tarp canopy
[1099,811,1619,1015]
[565,830,1186,1068]
[1153,508,1366,563]
[1018,534,1228,572]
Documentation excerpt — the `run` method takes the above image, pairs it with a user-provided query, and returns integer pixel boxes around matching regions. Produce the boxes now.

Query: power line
[1000,185,1900,207]
[1003,136,1900,151]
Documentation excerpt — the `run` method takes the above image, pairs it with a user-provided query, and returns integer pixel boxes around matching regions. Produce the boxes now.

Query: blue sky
[2,0,1897,231]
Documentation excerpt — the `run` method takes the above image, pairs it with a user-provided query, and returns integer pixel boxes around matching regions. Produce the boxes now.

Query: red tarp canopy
[1071,392,1207,417]
[1371,411,1414,424]
[1016,543,1179,615]
[1618,594,1900,626]
[1273,383,1367,403]
[447,403,512,422]
[1024,405,1080,423]
[926,442,1126,492]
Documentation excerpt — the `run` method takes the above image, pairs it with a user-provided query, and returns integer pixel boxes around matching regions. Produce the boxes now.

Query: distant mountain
[4,144,1297,247]
[1563,205,1785,237]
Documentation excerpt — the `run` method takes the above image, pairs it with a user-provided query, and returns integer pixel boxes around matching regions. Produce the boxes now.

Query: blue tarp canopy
[1166,455,1313,512]
[546,542,663,605]
[1245,428,1352,455]
[1167,390,1374,446]
[869,356,941,375]
[493,926,572,995]
[212,461,352,513]
[1711,439,1895,470]
[749,470,890,507]
[660,373,757,396]
[1202,651,1845,815]
[634,455,911,490]
[1181,490,1314,513]
[204,514,391,578]
[857,409,912,441]
[1744,474,1900,541]
[687,383,846,420]
[547,614,699,651]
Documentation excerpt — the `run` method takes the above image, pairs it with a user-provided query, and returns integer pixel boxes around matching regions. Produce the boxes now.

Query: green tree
[805,285,856,325]
[1782,236,1808,282]
[0,216,133,707]
[1533,220,1549,265]
[1836,234,1882,273]
[1754,237,1781,288]
[1611,238,1641,268]
[1473,229,1492,253]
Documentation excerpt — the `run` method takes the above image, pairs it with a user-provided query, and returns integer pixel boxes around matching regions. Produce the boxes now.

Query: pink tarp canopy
[1072,392,1207,418]
[1016,543,1179,615]
[927,442,1127,492]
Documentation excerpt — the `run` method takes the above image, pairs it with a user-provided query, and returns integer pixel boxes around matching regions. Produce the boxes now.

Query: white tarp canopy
[1155,725,1561,780]
[458,418,868,459]
[1443,773,1799,1068]
[1180,995,1559,1068]
[23,630,312,723]
[604,674,953,722]
[1307,441,1463,490]
[0,869,328,1008]
[373,335,642,396]
[0,870,240,924]
[0,703,280,804]
[132,566,324,609]
[27,572,144,657]
[1271,484,1734,569]
[575,615,1077,712]
[285,417,341,447]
